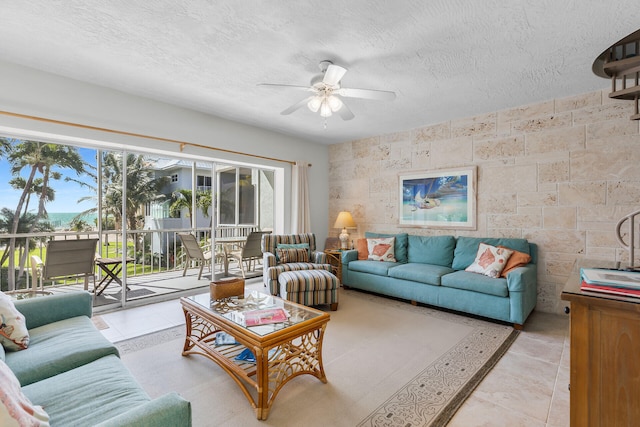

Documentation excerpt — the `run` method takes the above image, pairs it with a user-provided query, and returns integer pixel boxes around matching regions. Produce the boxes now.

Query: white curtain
[291,161,311,233]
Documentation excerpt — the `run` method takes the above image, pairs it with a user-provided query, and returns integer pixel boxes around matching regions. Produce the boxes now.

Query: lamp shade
[333,211,356,229]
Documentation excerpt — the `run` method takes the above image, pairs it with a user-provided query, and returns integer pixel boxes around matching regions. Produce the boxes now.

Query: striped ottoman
[278,269,339,311]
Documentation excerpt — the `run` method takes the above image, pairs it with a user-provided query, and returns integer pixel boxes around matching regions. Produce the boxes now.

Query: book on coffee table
[237,307,290,326]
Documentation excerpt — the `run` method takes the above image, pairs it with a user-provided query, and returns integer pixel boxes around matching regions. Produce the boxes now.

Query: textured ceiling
[1,1,639,145]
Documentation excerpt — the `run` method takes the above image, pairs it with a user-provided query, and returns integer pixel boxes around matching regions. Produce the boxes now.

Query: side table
[323,249,343,282]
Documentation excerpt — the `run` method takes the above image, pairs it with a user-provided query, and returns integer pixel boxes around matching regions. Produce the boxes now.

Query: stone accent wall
[328,90,640,314]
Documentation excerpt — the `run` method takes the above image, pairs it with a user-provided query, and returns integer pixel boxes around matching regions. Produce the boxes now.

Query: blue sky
[0,147,97,214]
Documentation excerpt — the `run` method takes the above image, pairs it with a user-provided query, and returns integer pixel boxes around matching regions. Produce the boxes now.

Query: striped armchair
[261,233,332,295]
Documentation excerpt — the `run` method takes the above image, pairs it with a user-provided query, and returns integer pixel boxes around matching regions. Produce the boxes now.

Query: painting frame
[398,166,477,230]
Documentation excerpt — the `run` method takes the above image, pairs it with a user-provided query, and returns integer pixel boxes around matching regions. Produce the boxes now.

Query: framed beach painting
[398,166,477,230]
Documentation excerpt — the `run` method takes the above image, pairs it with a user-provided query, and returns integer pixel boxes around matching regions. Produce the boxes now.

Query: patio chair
[178,233,212,280]
[30,238,98,291]
[226,231,271,278]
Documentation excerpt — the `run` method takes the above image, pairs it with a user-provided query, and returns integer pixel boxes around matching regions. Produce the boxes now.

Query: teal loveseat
[341,233,538,328]
[2,292,191,426]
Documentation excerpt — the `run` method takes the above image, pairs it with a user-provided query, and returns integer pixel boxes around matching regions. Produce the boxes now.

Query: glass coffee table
[180,291,330,420]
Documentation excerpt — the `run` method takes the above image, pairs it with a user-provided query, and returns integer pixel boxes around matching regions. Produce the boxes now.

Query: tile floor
[97,284,570,427]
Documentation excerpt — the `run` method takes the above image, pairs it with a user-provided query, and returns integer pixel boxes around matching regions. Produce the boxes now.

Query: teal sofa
[341,233,538,328]
[1,292,191,426]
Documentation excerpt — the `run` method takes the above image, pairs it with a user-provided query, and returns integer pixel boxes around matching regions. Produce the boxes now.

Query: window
[218,167,256,226]
[170,173,178,183]
[196,175,211,190]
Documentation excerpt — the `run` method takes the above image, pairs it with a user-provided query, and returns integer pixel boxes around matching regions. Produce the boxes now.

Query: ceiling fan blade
[280,96,315,115]
[323,64,347,86]
[258,83,313,92]
[338,87,396,101]
[337,102,355,121]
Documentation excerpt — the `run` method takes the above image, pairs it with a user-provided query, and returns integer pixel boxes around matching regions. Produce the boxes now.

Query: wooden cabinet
[561,278,640,426]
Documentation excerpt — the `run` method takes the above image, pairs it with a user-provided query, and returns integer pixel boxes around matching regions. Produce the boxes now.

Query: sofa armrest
[341,249,358,264]
[506,264,536,292]
[312,250,327,264]
[94,393,191,427]
[15,291,92,330]
[263,252,276,268]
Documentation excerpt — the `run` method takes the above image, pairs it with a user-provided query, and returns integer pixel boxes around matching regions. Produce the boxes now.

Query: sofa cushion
[465,243,514,278]
[452,237,530,271]
[0,359,50,426]
[407,235,456,267]
[5,316,119,386]
[367,237,396,262]
[0,291,30,351]
[441,270,509,297]
[388,263,454,286]
[348,260,401,276]
[365,232,409,263]
[23,354,150,427]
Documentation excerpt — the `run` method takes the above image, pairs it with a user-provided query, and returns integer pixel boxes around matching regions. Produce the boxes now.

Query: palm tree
[2,139,87,289]
[101,153,168,256]
[170,189,213,222]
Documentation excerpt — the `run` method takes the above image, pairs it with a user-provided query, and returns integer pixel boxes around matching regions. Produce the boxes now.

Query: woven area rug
[118,289,518,426]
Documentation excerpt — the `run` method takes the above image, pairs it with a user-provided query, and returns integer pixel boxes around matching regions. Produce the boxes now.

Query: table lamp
[333,211,356,249]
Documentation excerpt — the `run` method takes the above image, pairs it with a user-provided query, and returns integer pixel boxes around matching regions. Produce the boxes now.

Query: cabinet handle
[564,306,570,314]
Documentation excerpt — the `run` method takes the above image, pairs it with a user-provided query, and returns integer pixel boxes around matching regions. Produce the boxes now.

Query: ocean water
[45,212,97,230]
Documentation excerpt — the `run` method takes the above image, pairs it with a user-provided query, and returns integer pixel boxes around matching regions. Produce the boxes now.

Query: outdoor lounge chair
[30,238,98,291]
[178,233,212,280]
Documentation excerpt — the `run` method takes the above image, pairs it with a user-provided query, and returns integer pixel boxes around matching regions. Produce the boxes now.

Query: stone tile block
[555,91,602,112]
[511,112,572,134]
[479,192,517,214]
[481,164,537,193]
[474,135,525,160]
[518,191,558,207]
[543,207,576,229]
[608,181,640,204]
[572,102,633,125]
[499,100,555,122]
[451,112,497,138]
[558,182,606,206]
[430,136,473,167]
[411,122,450,143]
[487,213,541,229]
[538,160,569,184]
[524,230,585,255]
[526,126,585,155]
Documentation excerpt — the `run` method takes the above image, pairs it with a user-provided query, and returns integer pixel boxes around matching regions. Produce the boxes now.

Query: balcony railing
[0,225,261,293]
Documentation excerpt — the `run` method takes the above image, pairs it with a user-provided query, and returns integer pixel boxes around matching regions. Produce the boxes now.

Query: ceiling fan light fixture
[327,95,343,112]
[307,97,322,112]
[320,100,332,117]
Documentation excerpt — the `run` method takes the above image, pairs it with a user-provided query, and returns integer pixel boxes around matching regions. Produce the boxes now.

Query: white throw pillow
[367,237,396,262]
[0,359,50,426]
[0,292,29,351]
[465,243,514,278]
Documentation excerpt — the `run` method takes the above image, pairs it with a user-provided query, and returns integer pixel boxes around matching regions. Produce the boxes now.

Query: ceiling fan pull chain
[323,118,328,129]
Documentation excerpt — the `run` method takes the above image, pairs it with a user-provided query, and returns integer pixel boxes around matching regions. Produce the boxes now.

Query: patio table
[94,256,134,295]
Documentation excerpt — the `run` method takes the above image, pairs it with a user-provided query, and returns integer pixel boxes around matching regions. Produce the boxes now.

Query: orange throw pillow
[499,246,532,277]
[356,238,369,260]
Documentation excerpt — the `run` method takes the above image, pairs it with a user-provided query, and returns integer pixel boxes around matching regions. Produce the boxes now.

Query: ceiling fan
[258,60,396,121]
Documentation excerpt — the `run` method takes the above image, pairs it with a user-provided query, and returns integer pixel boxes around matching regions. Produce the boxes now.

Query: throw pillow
[465,243,514,278]
[275,243,310,262]
[367,237,396,262]
[0,292,29,351]
[356,238,369,260]
[276,248,310,264]
[499,246,532,277]
[0,359,50,426]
